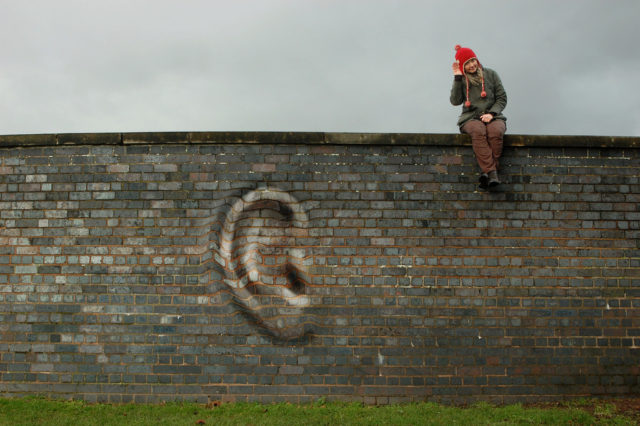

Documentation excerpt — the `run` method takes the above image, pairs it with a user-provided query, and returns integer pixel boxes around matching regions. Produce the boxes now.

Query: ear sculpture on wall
[218,187,313,339]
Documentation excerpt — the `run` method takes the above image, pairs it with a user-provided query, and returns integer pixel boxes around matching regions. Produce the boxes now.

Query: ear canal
[218,187,312,339]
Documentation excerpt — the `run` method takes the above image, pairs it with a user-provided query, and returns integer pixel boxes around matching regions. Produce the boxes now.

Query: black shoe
[488,170,501,187]
[478,173,489,189]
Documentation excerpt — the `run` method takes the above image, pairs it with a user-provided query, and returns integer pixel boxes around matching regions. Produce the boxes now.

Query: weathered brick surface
[0,132,638,404]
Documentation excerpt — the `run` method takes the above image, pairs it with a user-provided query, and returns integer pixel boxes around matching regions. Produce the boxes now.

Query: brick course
[0,131,638,404]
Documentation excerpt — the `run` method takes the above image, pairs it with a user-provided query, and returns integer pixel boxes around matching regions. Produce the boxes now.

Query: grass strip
[0,397,636,425]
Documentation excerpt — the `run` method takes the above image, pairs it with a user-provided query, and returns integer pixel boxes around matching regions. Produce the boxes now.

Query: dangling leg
[486,120,506,186]
[462,120,493,189]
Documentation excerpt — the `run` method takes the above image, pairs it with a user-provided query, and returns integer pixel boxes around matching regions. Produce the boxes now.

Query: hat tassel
[465,73,487,107]
[464,76,471,107]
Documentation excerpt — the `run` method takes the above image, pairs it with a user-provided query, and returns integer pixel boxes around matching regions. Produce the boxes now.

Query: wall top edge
[0,131,638,149]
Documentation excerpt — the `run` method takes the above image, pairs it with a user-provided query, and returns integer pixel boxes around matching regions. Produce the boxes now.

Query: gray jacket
[450,67,507,128]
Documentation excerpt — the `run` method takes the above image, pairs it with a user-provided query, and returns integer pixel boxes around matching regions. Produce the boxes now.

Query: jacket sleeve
[488,71,507,115]
[450,76,464,106]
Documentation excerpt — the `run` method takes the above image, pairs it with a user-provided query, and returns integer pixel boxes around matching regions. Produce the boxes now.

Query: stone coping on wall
[0,131,639,148]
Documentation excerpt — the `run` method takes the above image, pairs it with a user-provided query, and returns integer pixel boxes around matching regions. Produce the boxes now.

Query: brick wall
[0,132,638,404]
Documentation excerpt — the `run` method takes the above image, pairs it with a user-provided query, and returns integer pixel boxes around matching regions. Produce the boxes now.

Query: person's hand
[452,61,462,76]
[480,114,493,123]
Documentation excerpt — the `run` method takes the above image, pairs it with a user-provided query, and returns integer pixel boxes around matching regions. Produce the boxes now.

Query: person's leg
[486,119,506,171]
[462,120,494,173]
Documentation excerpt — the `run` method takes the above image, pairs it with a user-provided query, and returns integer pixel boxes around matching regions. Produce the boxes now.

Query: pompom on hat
[455,44,486,107]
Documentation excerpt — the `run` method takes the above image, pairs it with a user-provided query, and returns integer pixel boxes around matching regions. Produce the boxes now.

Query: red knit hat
[454,45,486,107]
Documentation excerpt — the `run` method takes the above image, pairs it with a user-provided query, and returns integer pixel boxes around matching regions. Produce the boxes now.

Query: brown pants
[461,119,506,173]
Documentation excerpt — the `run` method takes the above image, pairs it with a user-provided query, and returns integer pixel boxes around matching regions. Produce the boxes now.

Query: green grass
[0,397,636,425]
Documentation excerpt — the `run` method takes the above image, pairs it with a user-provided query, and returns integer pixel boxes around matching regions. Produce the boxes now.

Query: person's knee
[463,120,487,137]
[487,121,506,138]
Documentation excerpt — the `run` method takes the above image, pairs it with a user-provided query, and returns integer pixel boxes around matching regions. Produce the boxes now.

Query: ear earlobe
[218,187,313,339]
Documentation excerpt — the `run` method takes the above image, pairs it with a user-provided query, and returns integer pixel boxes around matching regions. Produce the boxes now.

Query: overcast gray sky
[1,0,638,136]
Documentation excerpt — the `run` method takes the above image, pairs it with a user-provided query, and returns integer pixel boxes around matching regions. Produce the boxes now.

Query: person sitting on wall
[450,44,507,190]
